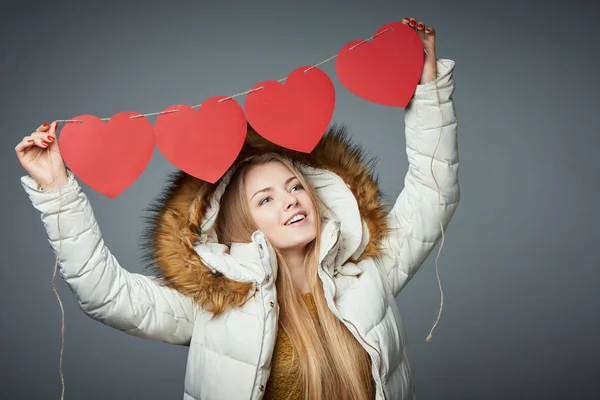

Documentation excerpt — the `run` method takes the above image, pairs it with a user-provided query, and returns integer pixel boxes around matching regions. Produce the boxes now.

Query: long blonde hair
[215,153,374,400]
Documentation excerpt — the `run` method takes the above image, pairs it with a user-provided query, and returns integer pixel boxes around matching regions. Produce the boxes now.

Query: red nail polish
[42,141,49,146]
[43,123,50,128]
[410,20,416,26]
[425,28,432,33]
[47,136,55,141]
[27,139,34,143]
[418,23,424,29]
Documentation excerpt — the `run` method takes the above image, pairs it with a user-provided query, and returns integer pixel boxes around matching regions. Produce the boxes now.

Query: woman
[15,18,459,400]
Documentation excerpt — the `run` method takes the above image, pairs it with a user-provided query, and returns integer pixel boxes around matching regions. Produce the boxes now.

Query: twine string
[59,27,397,123]
[426,75,446,342]
[52,186,66,399]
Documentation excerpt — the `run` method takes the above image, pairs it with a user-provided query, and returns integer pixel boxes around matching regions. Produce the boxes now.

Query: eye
[291,184,304,192]
[259,197,272,206]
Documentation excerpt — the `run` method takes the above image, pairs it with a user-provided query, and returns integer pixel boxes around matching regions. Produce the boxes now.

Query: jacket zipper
[342,317,384,389]
[319,266,387,400]
[253,286,267,400]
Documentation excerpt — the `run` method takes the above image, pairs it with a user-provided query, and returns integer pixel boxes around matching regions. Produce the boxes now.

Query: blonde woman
[15,17,459,400]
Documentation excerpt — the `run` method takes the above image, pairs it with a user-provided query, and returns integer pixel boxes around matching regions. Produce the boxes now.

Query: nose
[284,192,299,210]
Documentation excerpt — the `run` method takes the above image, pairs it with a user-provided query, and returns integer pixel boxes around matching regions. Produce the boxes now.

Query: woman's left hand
[402,17,437,84]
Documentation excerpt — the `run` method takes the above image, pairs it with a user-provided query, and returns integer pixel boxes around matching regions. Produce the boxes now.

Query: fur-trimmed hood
[141,124,391,315]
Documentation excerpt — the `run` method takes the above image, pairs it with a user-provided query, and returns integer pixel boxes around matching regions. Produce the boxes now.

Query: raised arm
[380,58,460,297]
[21,170,196,345]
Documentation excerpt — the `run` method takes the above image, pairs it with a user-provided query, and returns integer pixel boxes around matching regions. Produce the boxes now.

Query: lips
[284,211,307,226]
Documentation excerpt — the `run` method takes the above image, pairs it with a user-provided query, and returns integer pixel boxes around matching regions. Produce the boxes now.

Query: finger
[35,122,51,133]
[401,17,410,25]
[408,17,417,30]
[425,27,436,43]
[29,132,52,148]
[50,121,59,136]
[31,127,56,142]
[15,136,36,157]
[45,121,58,144]
[416,21,426,39]
[48,122,62,154]
[46,121,60,150]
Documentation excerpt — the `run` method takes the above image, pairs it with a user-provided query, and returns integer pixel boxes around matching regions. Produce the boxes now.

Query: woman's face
[244,161,317,253]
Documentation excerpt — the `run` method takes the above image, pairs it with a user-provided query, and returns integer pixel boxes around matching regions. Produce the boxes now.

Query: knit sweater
[263,293,374,399]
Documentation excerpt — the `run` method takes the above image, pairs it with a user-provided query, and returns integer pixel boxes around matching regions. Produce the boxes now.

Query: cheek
[302,194,316,213]
[251,209,280,234]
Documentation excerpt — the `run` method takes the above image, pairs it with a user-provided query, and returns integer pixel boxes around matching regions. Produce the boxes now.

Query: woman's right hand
[15,121,69,190]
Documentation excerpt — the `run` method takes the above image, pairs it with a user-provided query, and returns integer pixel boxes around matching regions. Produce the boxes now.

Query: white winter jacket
[21,59,459,400]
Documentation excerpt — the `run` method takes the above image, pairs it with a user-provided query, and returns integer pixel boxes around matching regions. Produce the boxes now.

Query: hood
[140,124,390,315]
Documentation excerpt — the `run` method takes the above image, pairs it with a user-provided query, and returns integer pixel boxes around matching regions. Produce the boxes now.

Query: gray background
[2,0,598,398]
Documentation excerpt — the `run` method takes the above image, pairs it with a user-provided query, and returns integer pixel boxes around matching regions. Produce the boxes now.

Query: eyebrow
[251,176,297,201]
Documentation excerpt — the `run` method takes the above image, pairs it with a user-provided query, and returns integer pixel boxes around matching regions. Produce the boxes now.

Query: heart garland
[245,66,335,153]
[336,21,423,107]
[57,21,424,197]
[154,96,247,184]
[58,112,155,198]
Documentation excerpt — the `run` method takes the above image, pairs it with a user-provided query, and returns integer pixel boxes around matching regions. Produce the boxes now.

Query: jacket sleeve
[380,59,460,298]
[21,170,196,346]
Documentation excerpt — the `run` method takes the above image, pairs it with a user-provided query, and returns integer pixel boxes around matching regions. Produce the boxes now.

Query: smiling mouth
[285,213,307,226]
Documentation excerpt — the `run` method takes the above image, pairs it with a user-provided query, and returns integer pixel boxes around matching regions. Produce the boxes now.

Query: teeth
[286,214,306,225]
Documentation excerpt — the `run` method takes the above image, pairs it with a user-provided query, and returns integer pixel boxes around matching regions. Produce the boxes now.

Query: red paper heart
[244,66,335,153]
[154,96,247,183]
[58,112,155,198]
[336,22,424,107]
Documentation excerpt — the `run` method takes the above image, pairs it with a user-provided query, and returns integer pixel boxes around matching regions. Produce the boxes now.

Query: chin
[273,218,317,251]
[278,230,316,252]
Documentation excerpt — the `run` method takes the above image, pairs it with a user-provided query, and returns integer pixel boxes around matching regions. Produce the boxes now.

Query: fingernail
[425,28,432,33]
[417,23,424,29]
[43,123,50,128]
[27,139,34,143]
[47,136,55,141]
[42,141,49,146]
[410,20,416,27]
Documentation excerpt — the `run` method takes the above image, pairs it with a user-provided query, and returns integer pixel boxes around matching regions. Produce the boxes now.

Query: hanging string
[426,76,445,342]
[50,183,66,399]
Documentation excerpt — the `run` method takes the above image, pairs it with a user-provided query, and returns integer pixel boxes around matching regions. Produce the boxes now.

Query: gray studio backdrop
[2,0,598,398]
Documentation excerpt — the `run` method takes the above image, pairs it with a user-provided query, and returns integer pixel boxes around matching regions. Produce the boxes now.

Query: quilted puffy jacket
[21,59,459,400]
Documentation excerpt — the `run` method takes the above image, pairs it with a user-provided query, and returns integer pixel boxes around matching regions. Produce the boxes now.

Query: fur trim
[140,124,391,315]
